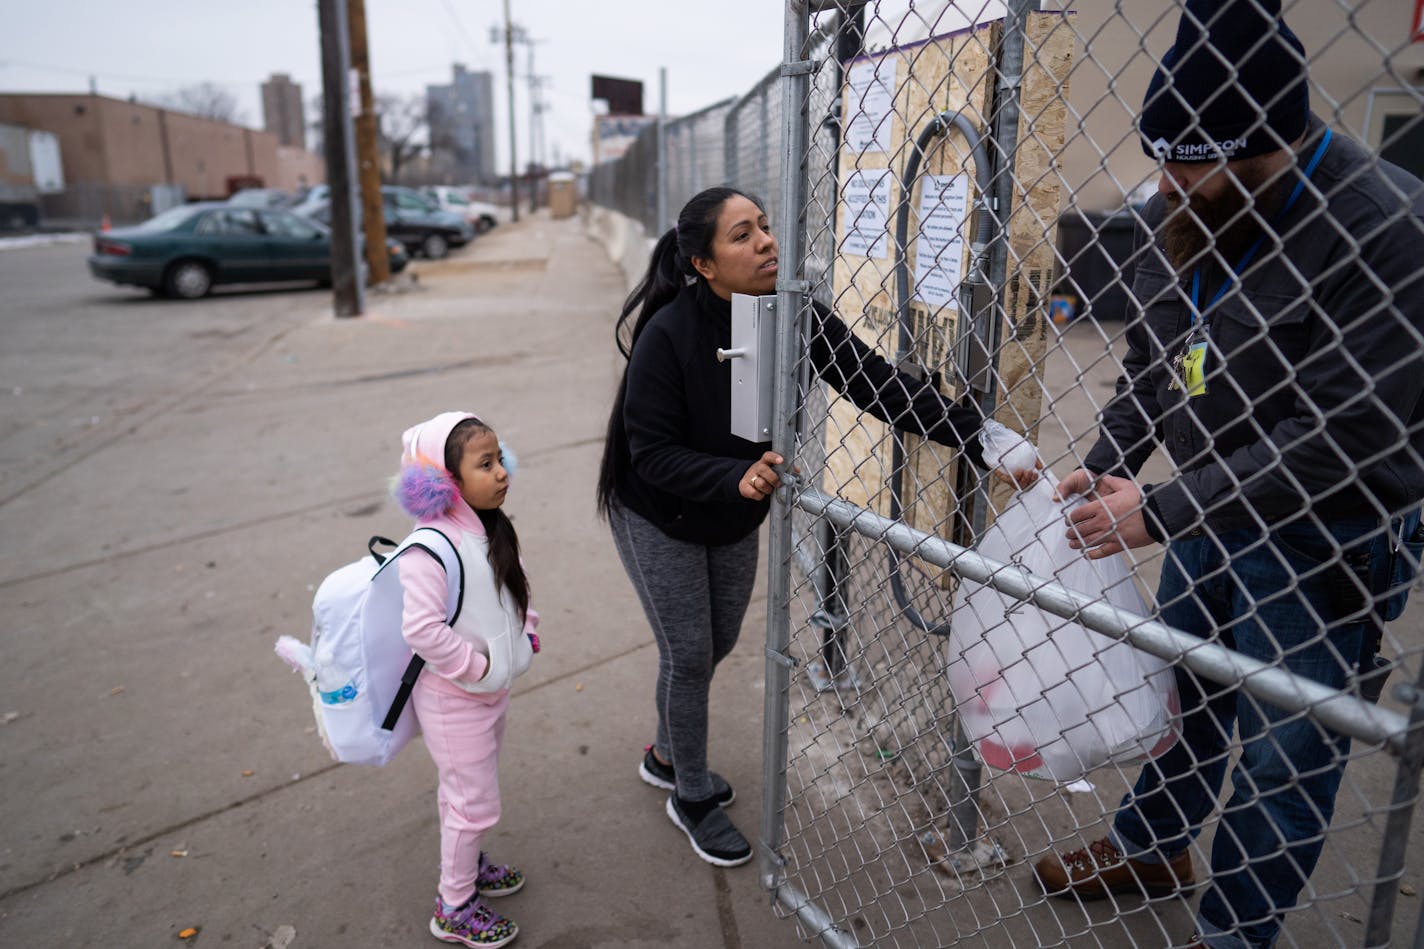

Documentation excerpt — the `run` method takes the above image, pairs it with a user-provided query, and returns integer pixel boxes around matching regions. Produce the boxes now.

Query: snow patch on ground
[0,233,88,251]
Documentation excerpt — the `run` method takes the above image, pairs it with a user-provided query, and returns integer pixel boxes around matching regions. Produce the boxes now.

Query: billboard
[593,114,655,164]
[591,75,644,116]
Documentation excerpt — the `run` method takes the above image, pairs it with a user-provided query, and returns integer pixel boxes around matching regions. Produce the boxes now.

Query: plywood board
[821,14,1076,556]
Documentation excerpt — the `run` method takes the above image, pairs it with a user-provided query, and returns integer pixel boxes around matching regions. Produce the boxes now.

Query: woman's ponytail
[595,226,687,518]
[615,228,687,359]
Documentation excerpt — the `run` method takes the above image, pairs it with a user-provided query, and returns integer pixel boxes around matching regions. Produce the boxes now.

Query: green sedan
[87,203,407,299]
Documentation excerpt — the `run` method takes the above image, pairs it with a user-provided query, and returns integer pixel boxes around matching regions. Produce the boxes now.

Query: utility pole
[347,0,389,285]
[501,0,520,221]
[317,0,363,316]
[524,40,546,209]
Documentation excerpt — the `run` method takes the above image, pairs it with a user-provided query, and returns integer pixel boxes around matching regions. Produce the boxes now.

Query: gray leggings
[609,500,760,801]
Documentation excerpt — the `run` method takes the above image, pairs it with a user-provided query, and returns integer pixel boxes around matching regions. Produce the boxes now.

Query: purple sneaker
[430,893,518,948]
[476,851,525,897]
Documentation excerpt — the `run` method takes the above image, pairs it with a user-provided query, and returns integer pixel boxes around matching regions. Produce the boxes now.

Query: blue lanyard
[1189,127,1333,321]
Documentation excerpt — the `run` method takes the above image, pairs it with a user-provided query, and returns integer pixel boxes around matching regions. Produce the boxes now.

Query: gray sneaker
[666,794,752,867]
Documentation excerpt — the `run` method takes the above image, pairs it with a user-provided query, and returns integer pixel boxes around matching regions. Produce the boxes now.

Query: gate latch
[723,293,778,442]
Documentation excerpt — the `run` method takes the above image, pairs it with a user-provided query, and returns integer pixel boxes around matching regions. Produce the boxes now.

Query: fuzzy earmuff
[499,441,518,480]
[394,455,460,519]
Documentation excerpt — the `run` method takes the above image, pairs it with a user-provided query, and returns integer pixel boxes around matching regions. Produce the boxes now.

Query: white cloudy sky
[1,0,790,171]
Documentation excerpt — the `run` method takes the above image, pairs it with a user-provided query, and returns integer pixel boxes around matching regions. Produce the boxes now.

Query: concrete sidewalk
[0,213,802,947]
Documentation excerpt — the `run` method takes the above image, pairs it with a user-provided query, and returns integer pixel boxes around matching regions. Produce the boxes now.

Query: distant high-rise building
[426,64,496,185]
[260,74,306,149]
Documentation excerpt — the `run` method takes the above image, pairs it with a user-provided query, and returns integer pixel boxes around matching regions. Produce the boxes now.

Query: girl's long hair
[445,418,530,621]
[595,186,762,517]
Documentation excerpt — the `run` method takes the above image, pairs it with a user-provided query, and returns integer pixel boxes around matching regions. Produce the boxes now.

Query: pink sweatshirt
[400,502,488,686]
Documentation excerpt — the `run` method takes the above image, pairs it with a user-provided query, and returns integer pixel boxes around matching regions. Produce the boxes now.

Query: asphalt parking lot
[0,218,801,948]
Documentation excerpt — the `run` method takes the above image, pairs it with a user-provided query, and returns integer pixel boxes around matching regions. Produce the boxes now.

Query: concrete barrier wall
[585,203,656,297]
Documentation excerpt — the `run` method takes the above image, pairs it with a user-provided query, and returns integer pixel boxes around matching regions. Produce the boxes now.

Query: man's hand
[1056,469,1154,560]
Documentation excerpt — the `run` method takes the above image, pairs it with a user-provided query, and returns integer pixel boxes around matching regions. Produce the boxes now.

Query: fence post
[762,0,807,879]
[657,67,669,234]
[1366,668,1424,947]
[978,0,1036,511]
[765,1,852,944]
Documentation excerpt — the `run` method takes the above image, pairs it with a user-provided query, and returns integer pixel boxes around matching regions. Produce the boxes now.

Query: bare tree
[376,92,427,184]
[156,83,247,124]
[303,90,429,183]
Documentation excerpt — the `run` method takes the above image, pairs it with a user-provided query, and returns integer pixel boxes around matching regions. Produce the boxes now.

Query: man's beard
[1158,163,1287,273]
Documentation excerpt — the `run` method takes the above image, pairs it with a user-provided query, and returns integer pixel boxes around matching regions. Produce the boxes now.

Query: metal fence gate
[757,1,1424,948]
[586,0,1424,943]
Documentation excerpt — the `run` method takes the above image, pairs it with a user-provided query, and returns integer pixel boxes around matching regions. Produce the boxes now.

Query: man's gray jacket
[1083,117,1424,540]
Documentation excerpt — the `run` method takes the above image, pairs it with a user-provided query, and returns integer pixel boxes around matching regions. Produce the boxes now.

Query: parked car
[288,184,329,218]
[227,188,295,209]
[86,203,401,298]
[424,185,499,233]
[382,186,475,256]
[300,189,473,260]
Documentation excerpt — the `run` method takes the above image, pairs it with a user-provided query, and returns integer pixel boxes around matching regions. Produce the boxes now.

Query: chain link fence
[587,98,735,237]
[588,0,1424,945]
[9,182,187,231]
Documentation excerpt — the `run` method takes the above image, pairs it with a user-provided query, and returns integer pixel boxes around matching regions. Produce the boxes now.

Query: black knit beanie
[1139,0,1310,163]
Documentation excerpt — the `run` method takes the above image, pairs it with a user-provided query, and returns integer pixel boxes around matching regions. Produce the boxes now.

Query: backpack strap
[375,527,464,731]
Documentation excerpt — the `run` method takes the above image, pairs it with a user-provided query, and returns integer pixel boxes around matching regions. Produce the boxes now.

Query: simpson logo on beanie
[1139,0,1309,164]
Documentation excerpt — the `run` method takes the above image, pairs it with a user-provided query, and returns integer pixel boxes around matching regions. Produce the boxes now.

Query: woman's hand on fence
[741,451,784,500]
[1057,469,1152,559]
[993,459,1043,489]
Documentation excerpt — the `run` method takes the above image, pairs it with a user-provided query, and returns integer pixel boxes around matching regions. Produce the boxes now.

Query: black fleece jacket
[615,283,985,545]
[1084,117,1424,541]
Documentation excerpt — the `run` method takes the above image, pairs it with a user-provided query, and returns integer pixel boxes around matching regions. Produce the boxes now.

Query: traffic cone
[100,213,111,232]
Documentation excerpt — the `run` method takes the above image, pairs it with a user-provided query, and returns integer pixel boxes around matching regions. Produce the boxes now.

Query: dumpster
[1053,209,1141,322]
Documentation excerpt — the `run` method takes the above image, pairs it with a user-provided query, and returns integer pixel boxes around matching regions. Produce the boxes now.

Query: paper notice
[845,60,897,154]
[912,174,971,312]
[840,169,893,260]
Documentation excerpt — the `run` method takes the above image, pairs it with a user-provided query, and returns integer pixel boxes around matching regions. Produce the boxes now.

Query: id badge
[1182,341,1208,397]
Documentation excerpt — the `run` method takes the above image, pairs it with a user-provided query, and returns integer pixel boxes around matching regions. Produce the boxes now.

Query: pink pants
[411,673,509,906]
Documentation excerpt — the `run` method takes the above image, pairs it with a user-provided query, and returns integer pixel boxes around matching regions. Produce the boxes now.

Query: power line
[434,0,491,68]
[1,55,448,92]
[0,57,296,87]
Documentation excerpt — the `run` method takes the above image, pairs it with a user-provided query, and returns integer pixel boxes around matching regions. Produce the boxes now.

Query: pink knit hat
[393,411,477,519]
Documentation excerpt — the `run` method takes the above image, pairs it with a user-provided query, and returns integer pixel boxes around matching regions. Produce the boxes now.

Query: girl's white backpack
[275,528,463,766]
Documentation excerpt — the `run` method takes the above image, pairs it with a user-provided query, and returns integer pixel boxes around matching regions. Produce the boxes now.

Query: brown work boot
[1033,837,1195,900]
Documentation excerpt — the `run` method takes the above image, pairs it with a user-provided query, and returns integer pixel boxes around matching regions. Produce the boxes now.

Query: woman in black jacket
[597,186,1027,867]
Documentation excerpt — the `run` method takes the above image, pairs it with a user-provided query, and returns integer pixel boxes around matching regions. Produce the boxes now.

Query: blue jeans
[1111,518,1385,948]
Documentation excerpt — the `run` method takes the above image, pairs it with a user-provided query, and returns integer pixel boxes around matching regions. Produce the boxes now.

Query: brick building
[0,92,324,224]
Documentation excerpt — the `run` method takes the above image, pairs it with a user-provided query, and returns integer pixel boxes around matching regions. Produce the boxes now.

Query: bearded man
[1030,0,1424,946]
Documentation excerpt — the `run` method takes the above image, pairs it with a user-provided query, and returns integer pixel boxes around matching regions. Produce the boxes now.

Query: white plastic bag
[947,423,1179,782]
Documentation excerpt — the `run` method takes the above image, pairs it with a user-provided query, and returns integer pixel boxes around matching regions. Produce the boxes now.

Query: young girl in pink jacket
[394,411,539,949]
